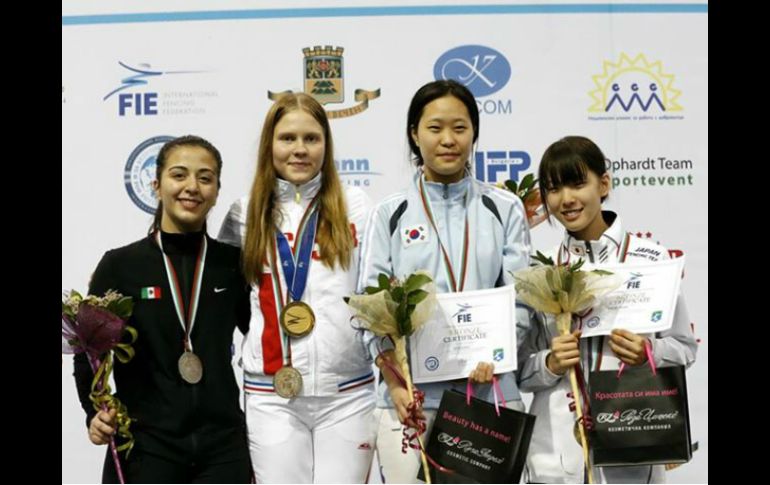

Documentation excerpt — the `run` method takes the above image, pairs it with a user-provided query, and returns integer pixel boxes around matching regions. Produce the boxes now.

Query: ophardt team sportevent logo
[606,156,695,190]
[588,53,683,121]
[124,136,174,214]
[268,46,380,119]
[104,62,214,117]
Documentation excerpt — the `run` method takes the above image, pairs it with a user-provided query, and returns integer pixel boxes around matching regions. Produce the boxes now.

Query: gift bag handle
[617,339,656,378]
[466,376,507,416]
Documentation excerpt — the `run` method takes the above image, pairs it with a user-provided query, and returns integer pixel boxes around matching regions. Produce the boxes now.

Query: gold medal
[274,366,303,398]
[279,301,315,338]
[178,351,203,384]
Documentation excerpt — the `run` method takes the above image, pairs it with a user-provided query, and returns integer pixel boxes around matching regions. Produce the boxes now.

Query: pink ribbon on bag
[466,376,507,416]
[617,339,656,378]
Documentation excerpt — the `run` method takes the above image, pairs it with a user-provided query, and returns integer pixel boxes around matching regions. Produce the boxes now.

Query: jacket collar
[559,211,627,264]
[275,172,322,205]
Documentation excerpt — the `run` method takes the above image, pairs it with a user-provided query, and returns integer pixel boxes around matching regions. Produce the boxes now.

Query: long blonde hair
[242,93,354,284]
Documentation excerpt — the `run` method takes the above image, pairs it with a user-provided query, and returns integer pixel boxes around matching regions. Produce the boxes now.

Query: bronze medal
[274,366,303,398]
[178,351,203,384]
[279,301,315,338]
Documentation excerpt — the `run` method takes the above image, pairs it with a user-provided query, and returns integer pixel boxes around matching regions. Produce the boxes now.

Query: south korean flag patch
[402,224,430,248]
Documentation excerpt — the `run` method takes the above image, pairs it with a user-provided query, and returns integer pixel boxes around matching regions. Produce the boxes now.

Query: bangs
[539,152,590,190]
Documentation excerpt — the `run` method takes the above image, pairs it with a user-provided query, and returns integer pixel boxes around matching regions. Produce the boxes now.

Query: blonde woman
[219,94,376,483]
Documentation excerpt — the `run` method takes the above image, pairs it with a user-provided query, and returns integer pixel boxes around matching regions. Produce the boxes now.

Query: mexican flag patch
[141,286,162,299]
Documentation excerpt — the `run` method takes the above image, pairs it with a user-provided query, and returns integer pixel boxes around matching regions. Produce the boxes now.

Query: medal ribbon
[275,195,320,303]
[156,231,207,352]
[418,175,469,292]
[269,195,320,367]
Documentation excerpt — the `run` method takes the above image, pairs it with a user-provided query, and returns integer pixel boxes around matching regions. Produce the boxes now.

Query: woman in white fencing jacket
[218,93,376,484]
[517,136,698,483]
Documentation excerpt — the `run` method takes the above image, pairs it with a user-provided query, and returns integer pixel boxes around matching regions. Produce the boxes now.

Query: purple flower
[71,303,126,357]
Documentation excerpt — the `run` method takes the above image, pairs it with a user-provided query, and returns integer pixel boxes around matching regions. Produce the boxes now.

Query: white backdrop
[62,1,708,482]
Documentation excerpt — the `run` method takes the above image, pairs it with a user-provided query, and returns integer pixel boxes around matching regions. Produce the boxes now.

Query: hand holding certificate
[409,284,519,384]
[577,257,685,337]
[513,252,623,483]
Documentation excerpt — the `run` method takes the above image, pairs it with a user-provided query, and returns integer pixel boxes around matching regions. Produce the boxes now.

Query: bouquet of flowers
[514,253,621,483]
[345,271,437,481]
[499,173,547,228]
[62,290,136,484]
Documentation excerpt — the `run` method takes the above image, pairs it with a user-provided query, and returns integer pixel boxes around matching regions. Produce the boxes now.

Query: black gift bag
[589,365,692,467]
[418,389,535,483]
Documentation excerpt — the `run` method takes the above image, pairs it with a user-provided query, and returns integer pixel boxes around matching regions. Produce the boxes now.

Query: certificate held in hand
[409,285,518,384]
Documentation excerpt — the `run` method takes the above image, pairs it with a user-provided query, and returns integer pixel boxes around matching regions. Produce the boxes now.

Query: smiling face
[271,109,326,185]
[410,95,475,184]
[544,169,610,240]
[153,145,219,233]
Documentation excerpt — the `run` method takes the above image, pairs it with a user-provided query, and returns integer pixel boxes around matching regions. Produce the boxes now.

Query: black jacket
[74,231,250,464]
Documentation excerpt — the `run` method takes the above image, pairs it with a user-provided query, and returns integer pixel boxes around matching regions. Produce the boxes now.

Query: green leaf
[571,258,585,272]
[364,286,382,295]
[405,303,416,318]
[592,269,614,276]
[391,286,405,303]
[403,316,413,336]
[564,270,574,293]
[519,173,536,191]
[407,289,428,305]
[532,251,555,266]
[397,299,407,318]
[62,302,72,317]
[504,179,518,193]
[111,297,134,319]
[404,273,432,293]
[396,301,408,335]
[378,273,391,291]
[545,267,558,290]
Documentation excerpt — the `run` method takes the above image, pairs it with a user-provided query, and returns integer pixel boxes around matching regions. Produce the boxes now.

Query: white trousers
[246,388,377,484]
